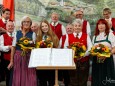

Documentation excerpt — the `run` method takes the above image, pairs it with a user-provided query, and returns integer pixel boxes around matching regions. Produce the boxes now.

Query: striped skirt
[12,50,37,86]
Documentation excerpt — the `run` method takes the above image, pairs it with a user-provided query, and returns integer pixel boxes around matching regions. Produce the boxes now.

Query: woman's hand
[97,56,106,62]
[98,56,106,59]
[77,56,83,61]
[111,48,115,54]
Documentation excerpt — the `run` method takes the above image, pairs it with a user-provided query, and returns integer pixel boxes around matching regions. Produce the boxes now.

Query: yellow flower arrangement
[17,36,35,56]
[68,42,86,59]
[36,37,53,48]
[90,44,111,63]
[23,40,29,45]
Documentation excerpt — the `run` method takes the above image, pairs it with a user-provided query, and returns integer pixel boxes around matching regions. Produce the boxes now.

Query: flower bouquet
[17,36,35,56]
[68,42,86,62]
[36,37,53,48]
[90,44,111,63]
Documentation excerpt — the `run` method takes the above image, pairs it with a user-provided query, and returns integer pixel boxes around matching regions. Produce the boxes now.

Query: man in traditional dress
[50,12,66,40]
[103,8,115,31]
[74,8,91,36]
[0,8,10,35]
[0,20,14,86]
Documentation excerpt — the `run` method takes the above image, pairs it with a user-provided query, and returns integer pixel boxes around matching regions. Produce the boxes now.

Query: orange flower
[36,38,53,48]
[102,48,106,51]
[90,44,111,63]
[68,42,86,59]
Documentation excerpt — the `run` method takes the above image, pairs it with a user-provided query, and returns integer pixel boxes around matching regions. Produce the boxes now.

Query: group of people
[0,7,115,86]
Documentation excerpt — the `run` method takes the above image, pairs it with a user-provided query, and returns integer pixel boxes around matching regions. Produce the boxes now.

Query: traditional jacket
[61,35,66,48]
[50,23,62,40]
[68,33,89,62]
[82,20,87,34]
[3,33,13,61]
[111,18,115,30]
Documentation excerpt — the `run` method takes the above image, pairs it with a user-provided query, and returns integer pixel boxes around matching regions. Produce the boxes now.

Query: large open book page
[51,48,73,66]
[29,48,51,67]
[29,48,73,68]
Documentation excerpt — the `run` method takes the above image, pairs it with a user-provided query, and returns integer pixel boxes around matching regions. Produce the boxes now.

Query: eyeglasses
[76,14,83,16]
[67,28,73,29]
[103,13,109,15]
[23,21,30,23]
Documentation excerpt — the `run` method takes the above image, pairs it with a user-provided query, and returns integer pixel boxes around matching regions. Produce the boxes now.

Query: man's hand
[0,27,6,33]
[7,61,13,70]
[8,45,12,50]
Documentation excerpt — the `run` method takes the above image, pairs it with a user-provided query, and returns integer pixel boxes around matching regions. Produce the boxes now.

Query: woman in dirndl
[92,19,115,86]
[11,16,37,86]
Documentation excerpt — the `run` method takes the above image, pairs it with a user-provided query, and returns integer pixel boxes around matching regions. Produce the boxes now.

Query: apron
[92,35,115,86]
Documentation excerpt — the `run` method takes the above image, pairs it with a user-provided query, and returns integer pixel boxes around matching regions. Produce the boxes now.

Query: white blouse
[92,32,115,49]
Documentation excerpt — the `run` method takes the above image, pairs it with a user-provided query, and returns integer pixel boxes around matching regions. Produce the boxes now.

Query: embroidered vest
[50,23,62,40]
[3,33,13,61]
[16,30,33,50]
[68,33,89,62]
[82,20,87,34]
[111,18,115,31]
[61,35,66,48]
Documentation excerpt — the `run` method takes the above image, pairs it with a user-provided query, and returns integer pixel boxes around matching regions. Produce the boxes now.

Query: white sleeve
[32,32,36,44]
[84,35,93,57]
[87,22,91,36]
[92,36,95,45]
[64,35,69,48]
[61,25,66,35]
[58,37,62,48]
[0,35,10,52]
[108,32,115,47]
[12,32,17,46]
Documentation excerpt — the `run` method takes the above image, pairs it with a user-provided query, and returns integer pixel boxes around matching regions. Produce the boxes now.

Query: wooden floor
[0,81,5,86]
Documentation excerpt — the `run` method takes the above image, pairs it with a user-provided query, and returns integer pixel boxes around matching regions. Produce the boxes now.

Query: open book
[28,48,73,68]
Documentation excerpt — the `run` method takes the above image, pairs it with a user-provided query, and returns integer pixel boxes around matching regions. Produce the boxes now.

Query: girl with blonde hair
[36,19,59,86]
